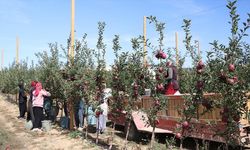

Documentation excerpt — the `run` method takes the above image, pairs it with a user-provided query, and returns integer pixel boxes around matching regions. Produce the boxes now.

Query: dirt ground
[1,93,232,150]
[0,94,154,150]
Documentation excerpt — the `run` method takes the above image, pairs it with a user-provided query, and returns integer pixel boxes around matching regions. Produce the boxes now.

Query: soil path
[0,94,100,150]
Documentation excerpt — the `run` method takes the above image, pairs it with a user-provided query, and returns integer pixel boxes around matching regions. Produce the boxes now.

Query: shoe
[32,128,39,132]
[78,127,83,131]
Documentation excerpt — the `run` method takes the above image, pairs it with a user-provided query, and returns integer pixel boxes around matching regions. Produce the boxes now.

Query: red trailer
[108,93,250,146]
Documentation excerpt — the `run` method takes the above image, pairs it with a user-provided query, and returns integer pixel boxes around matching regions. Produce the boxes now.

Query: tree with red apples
[94,22,108,144]
[109,35,131,149]
[173,19,210,149]
[207,0,250,148]
[146,16,168,149]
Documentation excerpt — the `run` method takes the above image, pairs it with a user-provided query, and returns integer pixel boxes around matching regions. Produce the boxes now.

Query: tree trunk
[96,116,100,144]
[124,119,131,149]
[69,100,74,130]
[150,126,156,149]
[85,104,88,140]
[180,139,183,150]
[195,139,199,150]
[109,122,116,150]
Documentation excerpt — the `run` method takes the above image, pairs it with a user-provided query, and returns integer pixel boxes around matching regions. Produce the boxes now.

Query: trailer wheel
[124,121,140,141]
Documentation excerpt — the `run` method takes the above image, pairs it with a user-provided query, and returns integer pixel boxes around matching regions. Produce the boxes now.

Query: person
[78,98,85,129]
[32,82,51,131]
[87,104,96,126]
[164,61,179,95]
[27,81,37,123]
[96,86,110,134]
[17,82,27,119]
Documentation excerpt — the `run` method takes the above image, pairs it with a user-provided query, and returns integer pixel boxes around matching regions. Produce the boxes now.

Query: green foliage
[206,0,250,146]
[0,61,32,94]
[35,43,65,100]
[111,35,130,111]
[68,130,82,138]
[95,22,107,101]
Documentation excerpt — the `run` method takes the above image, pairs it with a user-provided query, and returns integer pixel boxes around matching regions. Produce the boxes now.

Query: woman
[17,82,27,119]
[98,99,108,134]
[32,82,51,131]
[27,81,37,123]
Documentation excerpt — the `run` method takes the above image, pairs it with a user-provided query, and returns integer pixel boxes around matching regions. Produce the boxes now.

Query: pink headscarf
[34,82,42,97]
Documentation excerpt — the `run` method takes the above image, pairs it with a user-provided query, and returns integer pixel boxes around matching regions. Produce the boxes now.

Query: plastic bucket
[144,89,151,96]
[42,120,52,132]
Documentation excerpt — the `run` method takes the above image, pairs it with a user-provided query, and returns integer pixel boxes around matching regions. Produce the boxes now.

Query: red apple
[156,74,161,80]
[155,100,160,106]
[219,72,227,81]
[133,84,139,90]
[176,124,181,129]
[159,50,164,56]
[233,115,240,122]
[221,115,228,123]
[176,133,182,139]
[164,72,169,78]
[227,78,235,85]
[166,61,171,67]
[155,53,160,59]
[196,60,205,70]
[156,84,164,91]
[161,53,167,59]
[140,74,144,80]
[133,91,138,96]
[197,69,203,74]
[158,67,163,73]
[155,50,164,59]
[182,121,189,129]
[233,76,238,83]
[228,64,235,72]
[196,81,204,90]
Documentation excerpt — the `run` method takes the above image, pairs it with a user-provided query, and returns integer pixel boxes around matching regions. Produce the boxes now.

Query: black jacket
[18,88,27,103]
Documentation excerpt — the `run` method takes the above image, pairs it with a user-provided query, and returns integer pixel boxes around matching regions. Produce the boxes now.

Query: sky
[0,0,250,69]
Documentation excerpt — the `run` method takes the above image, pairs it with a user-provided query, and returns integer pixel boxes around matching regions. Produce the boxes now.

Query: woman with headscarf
[96,86,110,134]
[32,82,51,131]
[26,81,37,123]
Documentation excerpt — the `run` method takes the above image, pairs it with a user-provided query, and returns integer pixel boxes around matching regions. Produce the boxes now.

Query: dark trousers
[27,101,35,123]
[19,100,27,118]
[74,110,80,128]
[33,107,44,128]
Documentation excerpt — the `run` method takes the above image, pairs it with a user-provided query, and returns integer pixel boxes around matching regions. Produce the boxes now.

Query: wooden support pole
[143,16,147,66]
[16,36,19,65]
[70,0,75,60]
[69,0,75,131]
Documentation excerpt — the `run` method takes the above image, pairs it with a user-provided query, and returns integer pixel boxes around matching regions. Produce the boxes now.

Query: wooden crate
[240,92,250,125]
[142,94,222,120]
